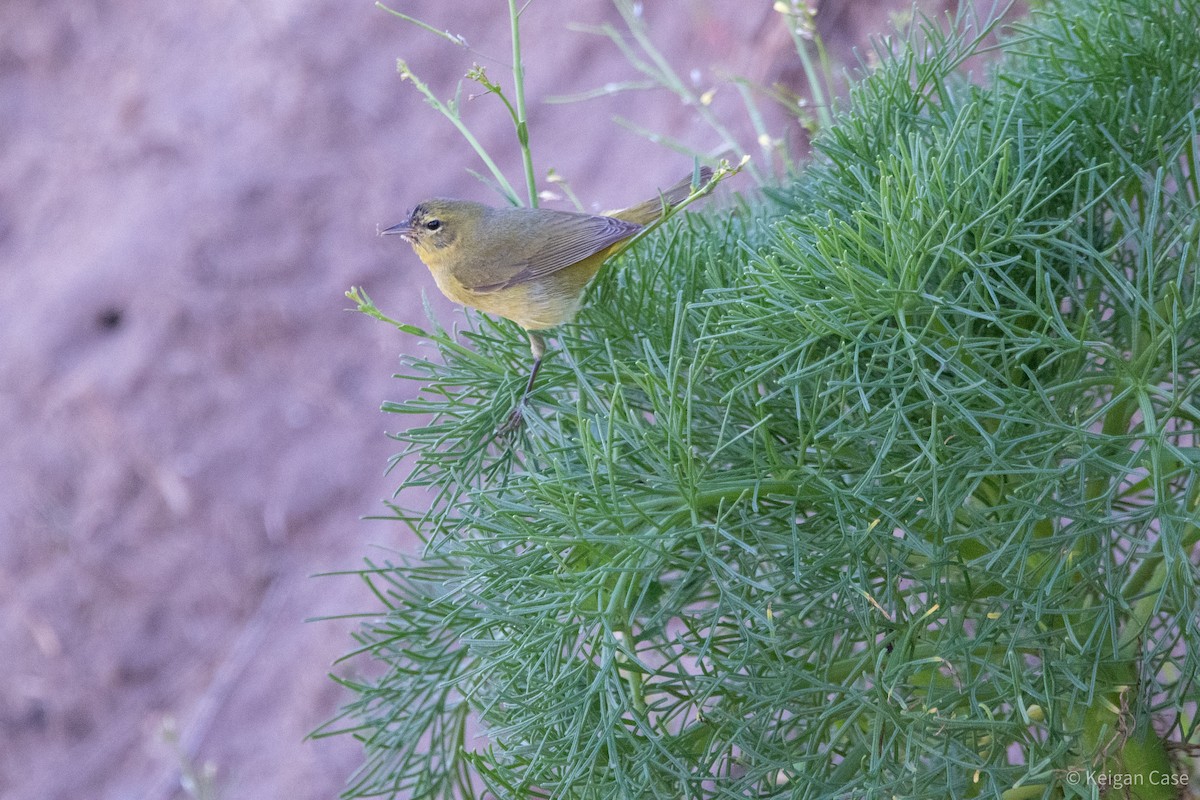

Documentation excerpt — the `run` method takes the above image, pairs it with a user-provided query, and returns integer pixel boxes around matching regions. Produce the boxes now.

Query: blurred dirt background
[0,1,964,798]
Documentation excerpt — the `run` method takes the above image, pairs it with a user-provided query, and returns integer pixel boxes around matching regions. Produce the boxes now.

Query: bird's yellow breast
[422,246,617,330]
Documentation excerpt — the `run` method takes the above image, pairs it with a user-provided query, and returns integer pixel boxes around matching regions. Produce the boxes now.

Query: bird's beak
[380,221,415,243]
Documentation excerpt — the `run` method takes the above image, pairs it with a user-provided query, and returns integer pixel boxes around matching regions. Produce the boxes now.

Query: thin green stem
[781,3,834,131]
[508,0,538,207]
[397,60,520,205]
[376,2,468,47]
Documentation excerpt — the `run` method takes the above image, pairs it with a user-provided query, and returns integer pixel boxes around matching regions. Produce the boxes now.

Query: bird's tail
[608,166,714,225]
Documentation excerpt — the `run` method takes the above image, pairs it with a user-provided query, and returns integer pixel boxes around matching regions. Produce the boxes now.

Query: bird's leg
[519,332,546,403]
[498,331,545,435]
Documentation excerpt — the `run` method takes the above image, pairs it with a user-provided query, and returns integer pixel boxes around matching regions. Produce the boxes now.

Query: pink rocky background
[0,2,960,797]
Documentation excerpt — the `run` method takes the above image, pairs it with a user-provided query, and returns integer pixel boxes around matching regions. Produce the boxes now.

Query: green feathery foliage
[322,0,1200,797]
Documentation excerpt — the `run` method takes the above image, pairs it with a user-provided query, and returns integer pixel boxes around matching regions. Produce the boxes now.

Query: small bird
[383,167,712,430]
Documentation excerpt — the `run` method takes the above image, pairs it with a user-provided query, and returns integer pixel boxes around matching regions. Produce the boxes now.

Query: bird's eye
[425,219,442,231]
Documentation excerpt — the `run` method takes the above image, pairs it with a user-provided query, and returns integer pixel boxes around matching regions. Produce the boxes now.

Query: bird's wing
[462,210,641,293]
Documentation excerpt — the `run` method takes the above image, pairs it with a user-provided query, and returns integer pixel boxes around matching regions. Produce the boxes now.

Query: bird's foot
[495,400,528,437]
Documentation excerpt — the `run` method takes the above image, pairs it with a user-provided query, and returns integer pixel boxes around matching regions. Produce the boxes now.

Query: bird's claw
[495,402,527,437]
